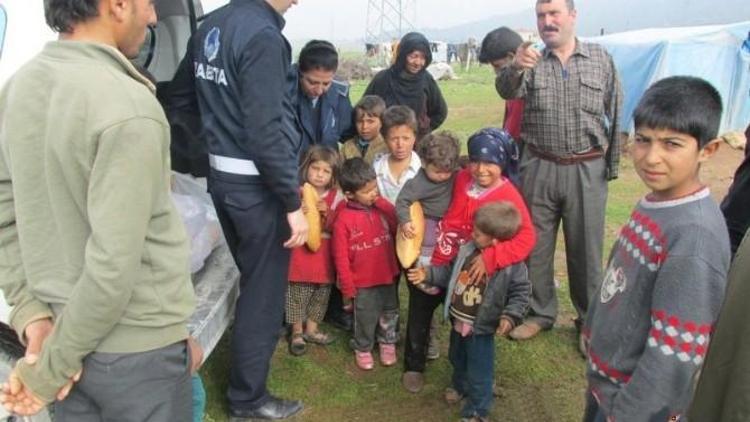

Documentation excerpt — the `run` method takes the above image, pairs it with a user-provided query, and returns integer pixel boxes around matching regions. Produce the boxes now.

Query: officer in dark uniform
[292,39,354,157]
[166,0,306,420]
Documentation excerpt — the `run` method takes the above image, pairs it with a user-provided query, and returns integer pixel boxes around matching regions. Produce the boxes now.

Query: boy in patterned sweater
[583,76,731,421]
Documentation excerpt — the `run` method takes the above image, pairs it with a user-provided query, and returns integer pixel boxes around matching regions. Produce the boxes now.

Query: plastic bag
[171,173,223,273]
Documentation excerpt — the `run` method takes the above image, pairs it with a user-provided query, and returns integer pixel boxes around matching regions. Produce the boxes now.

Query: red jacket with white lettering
[331,197,400,299]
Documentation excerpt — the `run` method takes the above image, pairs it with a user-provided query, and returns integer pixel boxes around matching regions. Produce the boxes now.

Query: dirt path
[702,143,744,199]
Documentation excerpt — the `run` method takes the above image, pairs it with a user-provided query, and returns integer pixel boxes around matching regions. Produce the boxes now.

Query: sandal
[303,331,334,345]
[289,333,306,356]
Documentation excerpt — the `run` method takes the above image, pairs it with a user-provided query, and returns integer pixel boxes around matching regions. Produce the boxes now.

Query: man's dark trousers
[209,174,291,412]
[54,342,192,421]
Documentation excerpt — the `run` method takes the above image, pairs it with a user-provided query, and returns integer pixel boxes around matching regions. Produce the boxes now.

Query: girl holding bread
[286,146,344,356]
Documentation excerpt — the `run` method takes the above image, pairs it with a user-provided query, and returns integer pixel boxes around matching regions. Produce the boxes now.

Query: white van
[0,2,237,419]
[0,0,216,85]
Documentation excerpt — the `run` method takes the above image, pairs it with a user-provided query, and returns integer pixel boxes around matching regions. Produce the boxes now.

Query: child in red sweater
[331,157,400,370]
[432,127,535,281]
[286,146,344,356]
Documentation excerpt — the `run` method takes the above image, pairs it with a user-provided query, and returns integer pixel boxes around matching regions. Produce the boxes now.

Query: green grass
[200,63,650,421]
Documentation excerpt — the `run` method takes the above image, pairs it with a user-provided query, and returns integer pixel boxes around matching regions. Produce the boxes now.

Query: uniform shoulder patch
[204,27,221,63]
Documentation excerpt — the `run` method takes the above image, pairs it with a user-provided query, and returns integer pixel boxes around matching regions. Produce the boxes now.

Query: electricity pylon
[365,0,417,44]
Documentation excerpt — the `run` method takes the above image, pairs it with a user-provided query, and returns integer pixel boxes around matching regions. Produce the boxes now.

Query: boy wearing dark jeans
[408,202,530,422]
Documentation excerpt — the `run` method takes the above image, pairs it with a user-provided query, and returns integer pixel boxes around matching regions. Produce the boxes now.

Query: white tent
[591,21,750,133]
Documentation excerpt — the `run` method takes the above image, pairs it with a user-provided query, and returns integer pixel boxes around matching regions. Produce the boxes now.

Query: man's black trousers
[209,176,290,412]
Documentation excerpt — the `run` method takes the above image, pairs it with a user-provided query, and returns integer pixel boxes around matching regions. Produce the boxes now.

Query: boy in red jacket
[331,157,401,370]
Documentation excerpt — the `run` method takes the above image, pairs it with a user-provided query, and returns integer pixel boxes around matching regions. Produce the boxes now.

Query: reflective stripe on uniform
[208,154,260,176]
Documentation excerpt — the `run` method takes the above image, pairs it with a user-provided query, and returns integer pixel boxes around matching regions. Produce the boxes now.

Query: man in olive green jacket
[688,229,750,421]
[0,0,195,420]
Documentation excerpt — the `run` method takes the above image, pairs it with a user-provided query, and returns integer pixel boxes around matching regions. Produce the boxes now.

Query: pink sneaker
[379,343,397,366]
[355,350,374,370]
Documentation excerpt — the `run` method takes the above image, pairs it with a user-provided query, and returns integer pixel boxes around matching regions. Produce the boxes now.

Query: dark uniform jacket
[291,65,354,155]
[165,0,301,212]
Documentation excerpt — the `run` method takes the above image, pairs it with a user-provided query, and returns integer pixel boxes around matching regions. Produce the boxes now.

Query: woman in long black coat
[364,32,448,139]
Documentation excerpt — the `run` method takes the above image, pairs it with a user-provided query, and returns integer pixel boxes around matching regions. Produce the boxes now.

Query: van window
[0,6,6,59]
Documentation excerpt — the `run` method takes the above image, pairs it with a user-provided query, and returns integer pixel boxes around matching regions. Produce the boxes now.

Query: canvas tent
[591,21,750,133]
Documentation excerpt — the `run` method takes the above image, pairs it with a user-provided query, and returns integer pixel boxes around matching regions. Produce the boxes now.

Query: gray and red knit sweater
[584,188,730,421]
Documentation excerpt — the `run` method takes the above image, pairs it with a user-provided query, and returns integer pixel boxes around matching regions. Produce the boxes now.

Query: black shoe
[324,313,353,332]
[229,396,303,420]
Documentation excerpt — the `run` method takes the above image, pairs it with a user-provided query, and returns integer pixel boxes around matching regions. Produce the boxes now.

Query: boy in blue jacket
[408,202,530,422]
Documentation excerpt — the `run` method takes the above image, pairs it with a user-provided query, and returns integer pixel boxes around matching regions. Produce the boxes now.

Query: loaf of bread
[396,201,425,268]
[302,183,322,252]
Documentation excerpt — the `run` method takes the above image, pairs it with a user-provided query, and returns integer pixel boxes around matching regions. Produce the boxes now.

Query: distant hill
[420,8,533,43]
[579,0,750,36]
[419,0,750,42]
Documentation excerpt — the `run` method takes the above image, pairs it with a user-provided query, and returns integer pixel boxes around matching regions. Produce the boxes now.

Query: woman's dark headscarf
[388,32,433,123]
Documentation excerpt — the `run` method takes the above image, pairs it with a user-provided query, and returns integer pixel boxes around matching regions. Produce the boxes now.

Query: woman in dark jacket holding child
[364,32,448,139]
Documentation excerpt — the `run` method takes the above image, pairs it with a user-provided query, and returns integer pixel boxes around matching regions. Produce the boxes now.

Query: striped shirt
[496,40,623,179]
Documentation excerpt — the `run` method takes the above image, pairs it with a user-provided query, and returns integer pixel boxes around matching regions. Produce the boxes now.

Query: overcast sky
[202,0,537,41]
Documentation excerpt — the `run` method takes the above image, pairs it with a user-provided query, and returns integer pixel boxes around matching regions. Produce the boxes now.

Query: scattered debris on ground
[337,59,373,82]
[427,62,459,81]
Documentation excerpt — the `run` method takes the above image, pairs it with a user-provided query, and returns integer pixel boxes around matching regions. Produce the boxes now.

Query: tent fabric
[590,21,750,133]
